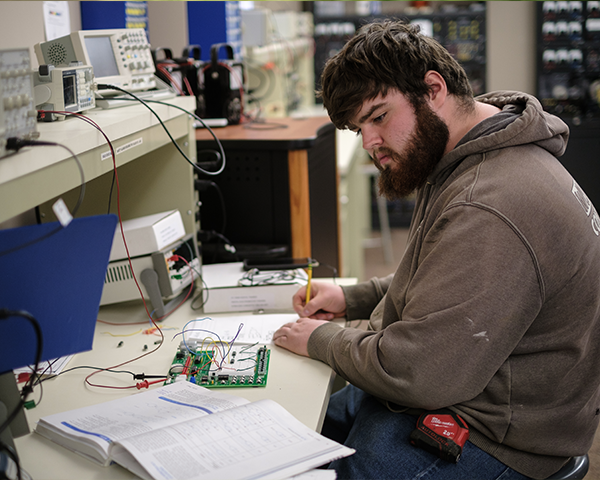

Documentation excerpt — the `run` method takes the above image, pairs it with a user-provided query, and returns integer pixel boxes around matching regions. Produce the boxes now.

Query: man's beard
[375,100,450,200]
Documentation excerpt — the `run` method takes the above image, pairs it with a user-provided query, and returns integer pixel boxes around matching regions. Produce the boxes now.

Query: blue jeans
[322,384,531,480]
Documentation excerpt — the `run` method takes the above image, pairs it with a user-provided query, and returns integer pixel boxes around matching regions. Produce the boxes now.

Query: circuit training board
[165,341,270,388]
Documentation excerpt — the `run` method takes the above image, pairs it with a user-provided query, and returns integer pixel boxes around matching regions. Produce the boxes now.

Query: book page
[35,382,250,464]
[287,470,337,480]
[110,398,354,480]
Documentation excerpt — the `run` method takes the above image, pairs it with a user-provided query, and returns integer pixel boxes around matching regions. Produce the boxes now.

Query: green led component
[165,345,270,388]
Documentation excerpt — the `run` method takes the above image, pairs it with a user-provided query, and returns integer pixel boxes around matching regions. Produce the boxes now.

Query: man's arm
[276,275,394,357]
[273,281,347,356]
[272,318,329,356]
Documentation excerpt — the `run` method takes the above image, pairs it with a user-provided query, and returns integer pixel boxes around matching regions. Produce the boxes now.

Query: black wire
[181,239,209,311]
[181,239,202,279]
[34,365,137,387]
[107,169,117,215]
[27,357,61,406]
[320,262,339,284]
[0,224,60,259]
[96,85,226,176]
[191,275,210,311]
[0,140,86,258]
[118,96,226,175]
[238,269,302,286]
[0,441,22,480]
[38,110,118,216]
[0,310,42,440]
[12,140,85,216]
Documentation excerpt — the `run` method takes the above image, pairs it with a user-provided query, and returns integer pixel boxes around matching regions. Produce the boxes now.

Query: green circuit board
[165,342,270,388]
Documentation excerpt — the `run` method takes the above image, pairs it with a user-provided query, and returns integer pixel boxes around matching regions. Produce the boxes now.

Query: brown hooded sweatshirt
[308,91,600,479]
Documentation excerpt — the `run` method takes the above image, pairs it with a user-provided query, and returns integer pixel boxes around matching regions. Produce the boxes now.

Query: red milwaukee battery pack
[409,409,469,463]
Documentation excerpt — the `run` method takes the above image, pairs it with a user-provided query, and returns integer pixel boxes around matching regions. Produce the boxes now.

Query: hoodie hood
[429,91,570,183]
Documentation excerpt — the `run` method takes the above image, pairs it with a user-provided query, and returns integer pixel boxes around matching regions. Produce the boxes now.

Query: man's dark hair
[319,20,475,130]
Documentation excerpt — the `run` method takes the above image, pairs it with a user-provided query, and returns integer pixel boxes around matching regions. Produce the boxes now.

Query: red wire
[85,271,194,389]
[183,76,194,97]
[38,110,196,390]
[163,59,198,96]
[136,378,165,390]
[85,258,195,389]
[156,63,185,95]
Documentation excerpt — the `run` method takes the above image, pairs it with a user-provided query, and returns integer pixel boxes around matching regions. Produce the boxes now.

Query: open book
[35,382,354,480]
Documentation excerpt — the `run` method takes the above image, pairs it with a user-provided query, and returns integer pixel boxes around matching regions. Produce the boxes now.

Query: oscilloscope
[34,29,157,95]
[0,48,38,158]
[34,63,95,119]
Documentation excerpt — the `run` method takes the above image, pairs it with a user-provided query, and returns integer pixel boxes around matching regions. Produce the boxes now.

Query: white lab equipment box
[109,210,185,261]
[201,262,307,314]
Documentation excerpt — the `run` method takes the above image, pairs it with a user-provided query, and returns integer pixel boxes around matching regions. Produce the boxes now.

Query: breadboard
[165,342,270,388]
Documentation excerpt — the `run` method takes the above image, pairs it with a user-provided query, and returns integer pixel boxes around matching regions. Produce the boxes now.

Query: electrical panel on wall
[537,1,600,118]
[313,3,487,102]
[426,12,486,96]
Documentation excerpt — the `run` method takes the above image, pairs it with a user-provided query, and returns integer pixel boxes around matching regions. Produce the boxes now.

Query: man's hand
[293,281,347,320]
[272,318,328,357]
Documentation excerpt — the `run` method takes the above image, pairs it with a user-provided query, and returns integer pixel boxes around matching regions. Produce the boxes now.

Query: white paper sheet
[185,314,300,344]
[43,1,71,41]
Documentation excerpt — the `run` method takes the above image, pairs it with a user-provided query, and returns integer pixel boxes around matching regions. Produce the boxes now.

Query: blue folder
[0,214,118,374]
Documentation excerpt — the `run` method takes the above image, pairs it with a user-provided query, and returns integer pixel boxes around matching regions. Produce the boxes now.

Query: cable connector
[133,373,167,380]
[6,137,35,152]
[6,137,57,152]
[20,384,34,398]
[135,378,165,389]
[194,179,217,192]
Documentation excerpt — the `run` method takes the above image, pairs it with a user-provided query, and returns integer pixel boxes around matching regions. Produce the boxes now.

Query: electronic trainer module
[165,341,270,388]
[0,48,38,158]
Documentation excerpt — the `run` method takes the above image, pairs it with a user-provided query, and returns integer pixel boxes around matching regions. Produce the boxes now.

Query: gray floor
[362,228,600,478]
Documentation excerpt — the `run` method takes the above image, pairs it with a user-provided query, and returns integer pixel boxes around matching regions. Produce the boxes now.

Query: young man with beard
[272,20,600,480]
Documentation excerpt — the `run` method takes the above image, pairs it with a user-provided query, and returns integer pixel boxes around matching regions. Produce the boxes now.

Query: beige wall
[0,1,537,94]
[147,1,189,57]
[487,1,537,94]
[0,1,81,68]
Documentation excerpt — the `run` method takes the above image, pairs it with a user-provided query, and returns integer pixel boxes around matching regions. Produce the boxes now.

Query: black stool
[546,454,589,480]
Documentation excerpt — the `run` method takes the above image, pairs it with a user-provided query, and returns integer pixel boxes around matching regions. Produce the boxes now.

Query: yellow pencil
[305,264,313,307]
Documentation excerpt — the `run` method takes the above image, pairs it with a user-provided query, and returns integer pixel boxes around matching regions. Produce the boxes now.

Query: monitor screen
[84,36,119,78]
[62,73,76,108]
